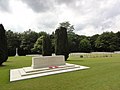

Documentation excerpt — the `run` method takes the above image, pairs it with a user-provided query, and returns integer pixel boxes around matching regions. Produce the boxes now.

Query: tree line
[0,23,69,65]
[6,22,120,56]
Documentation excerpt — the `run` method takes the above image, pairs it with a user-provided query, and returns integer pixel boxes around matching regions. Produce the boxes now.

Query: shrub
[80,55,83,58]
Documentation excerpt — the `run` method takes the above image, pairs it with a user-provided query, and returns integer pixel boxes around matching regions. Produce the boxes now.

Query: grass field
[0,54,120,90]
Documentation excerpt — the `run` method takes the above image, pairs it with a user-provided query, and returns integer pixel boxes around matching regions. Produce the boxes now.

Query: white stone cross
[15,48,19,56]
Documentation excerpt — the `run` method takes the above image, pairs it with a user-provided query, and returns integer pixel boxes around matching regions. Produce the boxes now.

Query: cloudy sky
[0,0,120,36]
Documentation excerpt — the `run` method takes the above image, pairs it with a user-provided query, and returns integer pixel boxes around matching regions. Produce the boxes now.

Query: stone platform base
[10,63,89,82]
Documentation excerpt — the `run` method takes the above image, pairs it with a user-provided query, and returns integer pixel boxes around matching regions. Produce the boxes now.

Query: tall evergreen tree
[42,34,52,56]
[0,24,8,65]
[55,27,69,61]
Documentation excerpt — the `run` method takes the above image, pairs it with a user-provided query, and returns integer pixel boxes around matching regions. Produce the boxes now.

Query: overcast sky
[0,0,120,36]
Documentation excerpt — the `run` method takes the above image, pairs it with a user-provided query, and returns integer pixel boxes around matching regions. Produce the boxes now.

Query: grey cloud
[38,20,57,29]
[55,0,79,9]
[35,13,58,32]
[102,1,120,19]
[22,0,54,13]
[75,24,86,31]
[1,0,120,36]
[55,0,75,4]
[0,0,10,12]
[55,0,120,34]
[77,0,120,31]
[37,20,57,33]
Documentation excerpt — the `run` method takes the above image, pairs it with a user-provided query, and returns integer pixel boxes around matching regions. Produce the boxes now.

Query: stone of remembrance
[10,55,90,82]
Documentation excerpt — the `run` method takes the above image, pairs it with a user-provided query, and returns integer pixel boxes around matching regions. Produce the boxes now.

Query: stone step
[19,69,26,76]
[23,63,76,73]
[23,67,49,73]
[10,65,90,82]
[19,65,80,76]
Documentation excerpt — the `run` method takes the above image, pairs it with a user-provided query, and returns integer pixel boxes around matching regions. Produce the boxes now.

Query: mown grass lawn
[0,54,120,90]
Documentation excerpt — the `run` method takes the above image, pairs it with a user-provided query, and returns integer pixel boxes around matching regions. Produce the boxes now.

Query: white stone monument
[15,48,19,56]
[32,56,65,69]
[10,55,90,82]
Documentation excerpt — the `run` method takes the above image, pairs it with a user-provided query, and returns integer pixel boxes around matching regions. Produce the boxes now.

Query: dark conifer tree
[42,34,52,56]
[0,24,8,65]
[55,27,69,61]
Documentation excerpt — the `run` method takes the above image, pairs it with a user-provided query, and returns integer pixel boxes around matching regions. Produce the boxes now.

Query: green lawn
[0,54,120,90]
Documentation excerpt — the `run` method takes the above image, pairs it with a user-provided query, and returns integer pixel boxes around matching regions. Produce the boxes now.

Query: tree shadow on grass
[0,64,11,67]
[0,64,13,69]
[0,64,6,67]
[6,61,12,62]
[67,59,84,62]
